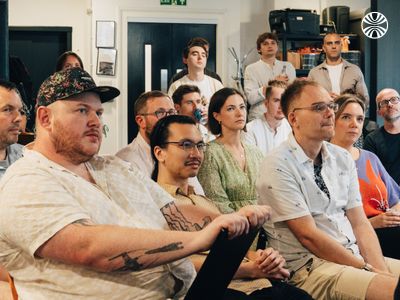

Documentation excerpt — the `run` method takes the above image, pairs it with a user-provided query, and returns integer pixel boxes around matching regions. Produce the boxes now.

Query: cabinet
[277,33,360,77]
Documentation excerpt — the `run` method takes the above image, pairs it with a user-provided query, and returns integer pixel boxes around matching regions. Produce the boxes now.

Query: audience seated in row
[0,67,270,299]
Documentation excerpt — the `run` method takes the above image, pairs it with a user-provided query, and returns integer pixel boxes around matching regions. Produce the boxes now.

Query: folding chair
[184,227,259,300]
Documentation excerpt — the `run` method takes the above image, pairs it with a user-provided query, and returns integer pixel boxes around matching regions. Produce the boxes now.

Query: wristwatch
[362,262,373,272]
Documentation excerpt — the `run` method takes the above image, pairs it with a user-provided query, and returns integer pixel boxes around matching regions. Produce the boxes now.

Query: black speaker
[322,6,350,34]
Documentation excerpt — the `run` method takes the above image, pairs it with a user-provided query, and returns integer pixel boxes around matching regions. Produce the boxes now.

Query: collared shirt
[256,133,363,271]
[241,116,291,156]
[116,132,153,177]
[0,149,195,300]
[308,59,369,104]
[0,143,23,179]
[116,133,205,195]
[244,59,296,121]
[198,123,215,144]
[159,183,220,215]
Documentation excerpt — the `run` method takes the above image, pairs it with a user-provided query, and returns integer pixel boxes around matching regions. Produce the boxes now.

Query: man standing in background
[244,32,296,121]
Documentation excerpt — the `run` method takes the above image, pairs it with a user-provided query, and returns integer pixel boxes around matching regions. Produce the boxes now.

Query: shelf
[279,33,359,61]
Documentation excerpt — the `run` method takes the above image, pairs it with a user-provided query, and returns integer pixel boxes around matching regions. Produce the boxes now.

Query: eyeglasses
[141,109,177,119]
[292,102,339,113]
[378,97,400,109]
[164,140,207,152]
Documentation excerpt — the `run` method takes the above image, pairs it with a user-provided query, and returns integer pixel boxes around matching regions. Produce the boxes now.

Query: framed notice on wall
[96,21,115,48]
[96,48,117,76]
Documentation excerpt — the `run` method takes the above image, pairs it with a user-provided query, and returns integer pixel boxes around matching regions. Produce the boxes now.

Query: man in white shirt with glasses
[257,80,400,300]
[116,90,204,194]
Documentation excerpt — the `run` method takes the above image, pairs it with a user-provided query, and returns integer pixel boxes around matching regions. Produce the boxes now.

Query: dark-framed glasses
[378,97,400,109]
[292,102,339,113]
[164,140,207,152]
[141,109,177,119]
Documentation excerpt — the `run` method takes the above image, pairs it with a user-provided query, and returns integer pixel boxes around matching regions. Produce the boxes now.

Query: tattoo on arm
[109,242,184,272]
[160,202,212,231]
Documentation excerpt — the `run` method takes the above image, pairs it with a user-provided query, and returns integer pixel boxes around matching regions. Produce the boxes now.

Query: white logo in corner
[362,12,388,39]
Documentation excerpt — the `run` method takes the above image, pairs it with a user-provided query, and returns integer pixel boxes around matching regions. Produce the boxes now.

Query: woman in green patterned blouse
[198,87,264,213]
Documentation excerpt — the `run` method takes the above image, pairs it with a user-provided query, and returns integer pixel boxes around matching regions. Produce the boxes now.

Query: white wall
[9,0,92,71]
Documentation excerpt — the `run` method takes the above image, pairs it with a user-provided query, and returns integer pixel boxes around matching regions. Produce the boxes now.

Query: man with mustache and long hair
[151,114,312,300]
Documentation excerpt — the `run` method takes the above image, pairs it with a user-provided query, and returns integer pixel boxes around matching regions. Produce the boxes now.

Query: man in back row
[257,80,400,300]
[169,37,222,87]
[308,32,369,104]
[244,32,296,121]
[364,88,400,184]
[242,80,291,155]
[168,40,223,108]
[0,68,269,299]
[116,90,205,194]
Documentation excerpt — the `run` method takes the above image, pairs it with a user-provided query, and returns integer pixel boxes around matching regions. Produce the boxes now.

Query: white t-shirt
[326,63,343,95]
[168,74,223,105]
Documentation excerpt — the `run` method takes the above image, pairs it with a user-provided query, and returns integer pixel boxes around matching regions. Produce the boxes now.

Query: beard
[50,120,101,164]
[0,125,20,150]
[383,111,400,123]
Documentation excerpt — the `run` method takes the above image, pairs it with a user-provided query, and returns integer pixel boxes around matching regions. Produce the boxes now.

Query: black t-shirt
[364,127,400,183]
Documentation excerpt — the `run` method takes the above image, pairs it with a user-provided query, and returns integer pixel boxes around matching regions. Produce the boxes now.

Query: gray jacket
[308,59,369,105]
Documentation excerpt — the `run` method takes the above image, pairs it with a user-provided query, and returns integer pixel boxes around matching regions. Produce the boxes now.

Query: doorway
[9,27,71,130]
[127,22,217,141]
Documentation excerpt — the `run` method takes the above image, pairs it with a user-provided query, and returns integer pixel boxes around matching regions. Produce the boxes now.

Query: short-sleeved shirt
[0,143,23,179]
[0,149,195,300]
[256,133,363,271]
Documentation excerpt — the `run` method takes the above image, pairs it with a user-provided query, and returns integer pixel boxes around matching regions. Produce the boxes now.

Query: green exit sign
[160,0,187,5]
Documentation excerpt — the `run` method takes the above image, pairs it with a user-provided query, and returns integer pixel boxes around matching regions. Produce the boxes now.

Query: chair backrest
[184,228,259,300]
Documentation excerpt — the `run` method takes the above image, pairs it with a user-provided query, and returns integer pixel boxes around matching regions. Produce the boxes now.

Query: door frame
[116,8,227,148]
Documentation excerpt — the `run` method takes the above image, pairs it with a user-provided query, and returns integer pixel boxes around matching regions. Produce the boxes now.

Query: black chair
[184,228,259,300]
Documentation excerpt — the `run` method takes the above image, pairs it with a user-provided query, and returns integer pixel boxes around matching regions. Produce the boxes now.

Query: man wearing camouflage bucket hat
[0,67,270,299]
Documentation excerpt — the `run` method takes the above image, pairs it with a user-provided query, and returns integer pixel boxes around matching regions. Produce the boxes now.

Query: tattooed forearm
[145,242,184,254]
[72,219,93,226]
[110,242,184,272]
[161,202,211,232]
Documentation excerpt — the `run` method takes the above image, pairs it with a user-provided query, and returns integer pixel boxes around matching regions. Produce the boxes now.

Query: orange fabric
[358,159,388,217]
[6,273,18,300]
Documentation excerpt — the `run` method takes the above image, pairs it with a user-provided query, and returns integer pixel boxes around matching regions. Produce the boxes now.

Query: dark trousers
[223,280,313,300]
[375,226,400,259]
